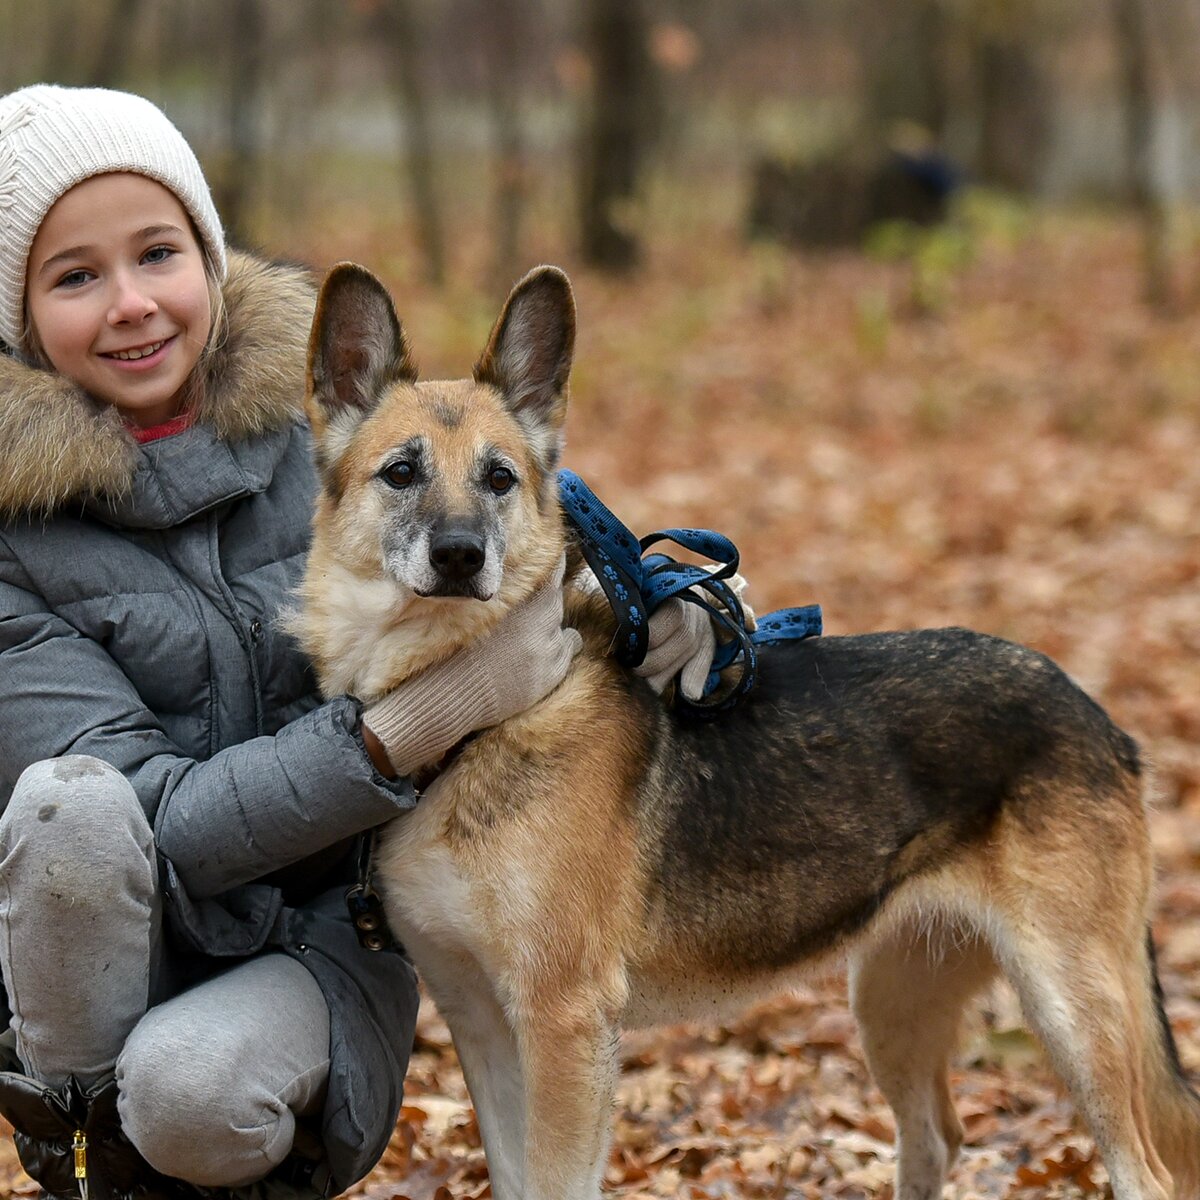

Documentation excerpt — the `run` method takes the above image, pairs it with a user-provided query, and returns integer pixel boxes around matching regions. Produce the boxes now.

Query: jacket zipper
[73,1128,88,1200]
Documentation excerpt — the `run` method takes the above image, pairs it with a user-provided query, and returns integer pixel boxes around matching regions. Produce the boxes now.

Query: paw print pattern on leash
[558,469,822,717]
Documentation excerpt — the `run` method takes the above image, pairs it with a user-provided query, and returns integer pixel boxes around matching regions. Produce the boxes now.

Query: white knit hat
[0,84,227,348]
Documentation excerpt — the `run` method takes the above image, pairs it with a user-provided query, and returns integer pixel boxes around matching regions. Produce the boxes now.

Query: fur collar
[0,251,315,519]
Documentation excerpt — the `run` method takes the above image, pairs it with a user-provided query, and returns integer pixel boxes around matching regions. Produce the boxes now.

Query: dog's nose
[429,531,486,580]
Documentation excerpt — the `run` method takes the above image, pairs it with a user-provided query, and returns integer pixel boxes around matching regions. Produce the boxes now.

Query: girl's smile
[97,335,179,377]
[24,173,212,428]
[103,337,170,362]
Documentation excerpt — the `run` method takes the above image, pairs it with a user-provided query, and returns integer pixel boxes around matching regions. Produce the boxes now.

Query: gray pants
[0,756,332,1187]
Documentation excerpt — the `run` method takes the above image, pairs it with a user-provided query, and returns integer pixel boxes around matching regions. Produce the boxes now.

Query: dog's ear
[474,266,575,452]
[306,263,417,434]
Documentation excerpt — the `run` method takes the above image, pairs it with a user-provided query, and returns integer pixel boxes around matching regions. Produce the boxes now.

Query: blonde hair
[181,242,229,412]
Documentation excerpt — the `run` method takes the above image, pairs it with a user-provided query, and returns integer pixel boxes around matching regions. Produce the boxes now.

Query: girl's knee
[9,755,139,818]
[117,1016,299,1187]
[8,748,142,825]
[0,758,154,907]
[4,753,148,840]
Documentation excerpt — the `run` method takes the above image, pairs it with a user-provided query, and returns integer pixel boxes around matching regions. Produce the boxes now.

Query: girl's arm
[0,568,414,901]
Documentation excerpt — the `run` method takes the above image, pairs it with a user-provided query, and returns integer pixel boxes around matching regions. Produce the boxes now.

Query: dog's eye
[488,466,515,494]
[382,461,416,489]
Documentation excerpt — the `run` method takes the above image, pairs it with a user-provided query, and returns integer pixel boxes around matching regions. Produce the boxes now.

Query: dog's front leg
[403,932,527,1200]
[517,987,621,1200]
[444,995,526,1200]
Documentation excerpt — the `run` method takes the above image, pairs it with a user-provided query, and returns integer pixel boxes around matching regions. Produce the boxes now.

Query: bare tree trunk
[1112,0,1173,309]
[155,0,183,98]
[215,0,267,249]
[0,0,21,91]
[376,0,446,287]
[483,0,527,291]
[976,35,1051,193]
[857,0,949,143]
[579,0,654,271]
[87,0,144,87]
[264,0,337,236]
[35,0,85,82]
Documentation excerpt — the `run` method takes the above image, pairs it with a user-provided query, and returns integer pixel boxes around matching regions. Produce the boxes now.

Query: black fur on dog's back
[638,628,1142,974]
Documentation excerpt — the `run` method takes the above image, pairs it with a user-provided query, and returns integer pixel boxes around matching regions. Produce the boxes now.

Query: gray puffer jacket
[0,253,419,1195]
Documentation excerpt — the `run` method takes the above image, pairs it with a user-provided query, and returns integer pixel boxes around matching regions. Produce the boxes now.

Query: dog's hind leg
[983,804,1175,1200]
[994,920,1174,1199]
[849,920,998,1200]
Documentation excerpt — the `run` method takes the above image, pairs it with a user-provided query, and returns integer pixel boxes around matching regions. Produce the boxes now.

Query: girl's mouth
[101,336,175,368]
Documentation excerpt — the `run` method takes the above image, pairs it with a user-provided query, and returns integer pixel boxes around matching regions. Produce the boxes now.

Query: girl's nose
[107,273,157,324]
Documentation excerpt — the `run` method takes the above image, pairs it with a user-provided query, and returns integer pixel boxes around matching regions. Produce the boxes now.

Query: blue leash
[558,470,822,717]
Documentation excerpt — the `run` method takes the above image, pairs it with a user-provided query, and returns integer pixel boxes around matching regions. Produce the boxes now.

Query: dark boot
[0,1071,185,1200]
[195,1157,331,1200]
[0,1071,330,1200]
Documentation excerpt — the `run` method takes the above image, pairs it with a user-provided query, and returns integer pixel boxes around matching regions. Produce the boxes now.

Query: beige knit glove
[638,599,717,700]
[363,556,583,777]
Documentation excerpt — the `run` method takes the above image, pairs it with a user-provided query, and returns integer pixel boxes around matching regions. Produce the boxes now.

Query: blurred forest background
[3,2,1200,1197]
[4,0,1200,296]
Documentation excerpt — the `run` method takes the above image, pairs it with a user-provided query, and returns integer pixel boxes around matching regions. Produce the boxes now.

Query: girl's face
[25,173,213,428]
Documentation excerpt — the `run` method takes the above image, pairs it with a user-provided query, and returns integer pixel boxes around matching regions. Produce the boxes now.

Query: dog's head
[305,263,575,610]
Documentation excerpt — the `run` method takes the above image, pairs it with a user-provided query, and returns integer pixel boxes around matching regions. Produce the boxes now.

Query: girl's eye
[382,461,416,488]
[142,245,175,265]
[488,466,515,494]
[56,269,92,290]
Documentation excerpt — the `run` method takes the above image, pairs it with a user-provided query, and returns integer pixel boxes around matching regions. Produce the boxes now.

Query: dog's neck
[294,541,569,705]
[294,561,477,701]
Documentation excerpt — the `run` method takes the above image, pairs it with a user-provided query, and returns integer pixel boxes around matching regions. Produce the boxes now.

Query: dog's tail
[1142,929,1200,1198]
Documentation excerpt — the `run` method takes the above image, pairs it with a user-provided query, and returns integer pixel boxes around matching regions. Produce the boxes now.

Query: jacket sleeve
[0,570,415,901]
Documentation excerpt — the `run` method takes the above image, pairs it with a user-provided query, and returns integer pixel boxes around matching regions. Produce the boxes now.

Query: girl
[0,85,721,1199]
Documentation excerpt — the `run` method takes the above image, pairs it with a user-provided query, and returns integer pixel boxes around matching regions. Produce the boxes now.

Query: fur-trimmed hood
[0,251,315,520]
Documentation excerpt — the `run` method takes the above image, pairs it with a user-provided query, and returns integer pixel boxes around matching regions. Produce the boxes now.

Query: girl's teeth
[112,341,164,360]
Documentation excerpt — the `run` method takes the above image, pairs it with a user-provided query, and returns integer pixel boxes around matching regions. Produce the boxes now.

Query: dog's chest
[371,777,500,966]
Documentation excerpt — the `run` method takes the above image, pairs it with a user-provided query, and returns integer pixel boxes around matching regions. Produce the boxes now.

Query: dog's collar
[557,469,821,717]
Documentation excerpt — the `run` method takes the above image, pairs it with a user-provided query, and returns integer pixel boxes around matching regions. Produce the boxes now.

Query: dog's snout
[430,530,486,581]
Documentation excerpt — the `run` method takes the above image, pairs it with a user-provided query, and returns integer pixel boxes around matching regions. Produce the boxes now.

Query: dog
[293,261,1200,1200]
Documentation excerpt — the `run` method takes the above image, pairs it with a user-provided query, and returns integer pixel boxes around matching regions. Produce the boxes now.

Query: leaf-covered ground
[3,199,1199,1198]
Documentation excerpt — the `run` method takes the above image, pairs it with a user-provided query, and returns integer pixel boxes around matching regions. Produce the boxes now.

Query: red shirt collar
[127,410,195,444]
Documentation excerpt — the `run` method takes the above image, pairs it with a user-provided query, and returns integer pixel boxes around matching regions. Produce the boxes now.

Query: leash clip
[346,830,397,952]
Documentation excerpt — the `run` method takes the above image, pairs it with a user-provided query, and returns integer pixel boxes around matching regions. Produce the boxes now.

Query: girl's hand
[576,562,755,701]
[637,598,717,700]
[362,556,582,778]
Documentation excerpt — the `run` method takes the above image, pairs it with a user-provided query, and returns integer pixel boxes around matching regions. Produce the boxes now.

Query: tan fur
[299,264,1200,1200]
[0,252,313,519]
